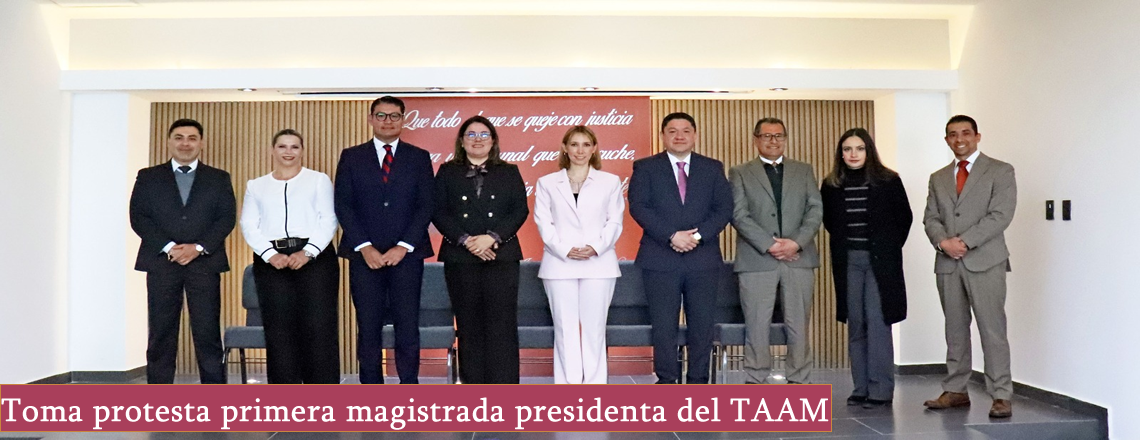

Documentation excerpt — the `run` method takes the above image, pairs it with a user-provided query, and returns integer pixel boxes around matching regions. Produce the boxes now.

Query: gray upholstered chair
[709,263,788,384]
[222,264,266,384]
[381,262,457,383]
[516,261,556,353]
[605,261,688,376]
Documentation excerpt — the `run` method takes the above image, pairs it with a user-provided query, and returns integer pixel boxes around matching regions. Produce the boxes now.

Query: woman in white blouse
[533,125,625,384]
[240,129,340,384]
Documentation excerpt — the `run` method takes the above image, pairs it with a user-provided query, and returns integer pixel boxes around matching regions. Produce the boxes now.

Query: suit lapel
[659,153,685,207]
[554,169,580,216]
[184,164,206,208]
[746,159,776,202]
[935,164,957,205]
[956,153,989,203]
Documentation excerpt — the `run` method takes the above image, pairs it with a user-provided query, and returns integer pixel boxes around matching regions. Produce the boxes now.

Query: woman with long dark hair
[432,116,529,384]
[821,128,912,407]
[240,129,340,383]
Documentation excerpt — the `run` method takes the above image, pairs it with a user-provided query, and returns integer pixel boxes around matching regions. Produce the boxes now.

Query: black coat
[821,173,912,325]
[129,161,236,273]
[433,160,529,263]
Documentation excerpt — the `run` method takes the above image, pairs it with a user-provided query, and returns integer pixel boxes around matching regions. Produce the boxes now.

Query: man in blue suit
[335,96,435,384]
[629,112,734,384]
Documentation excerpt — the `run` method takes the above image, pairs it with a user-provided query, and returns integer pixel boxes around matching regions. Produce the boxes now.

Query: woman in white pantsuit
[534,125,626,384]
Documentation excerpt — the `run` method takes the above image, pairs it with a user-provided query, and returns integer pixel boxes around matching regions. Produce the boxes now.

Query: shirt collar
[759,155,784,165]
[171,159,199,173]
[666,151,692,167]
[373,137,401,154]
[955,150,980,167]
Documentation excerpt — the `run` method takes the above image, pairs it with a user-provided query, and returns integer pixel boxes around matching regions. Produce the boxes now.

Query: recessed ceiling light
[467,88,479,93]
[426,87,443,91]
[770,87,789,91]
[582,87,598,91]
[240,88,256,92]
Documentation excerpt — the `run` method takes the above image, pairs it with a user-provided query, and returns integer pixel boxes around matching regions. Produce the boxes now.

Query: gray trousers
[937,259,1012,400]
[739,264,814,384]
[846,250,895,400]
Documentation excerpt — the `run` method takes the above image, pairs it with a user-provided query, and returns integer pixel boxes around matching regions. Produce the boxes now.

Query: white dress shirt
[353,137,415,253]
[240,167,338,262]
[666,151,692,184]
[759,155,784,166]
[953,150,980,176]
[163,158,201,254]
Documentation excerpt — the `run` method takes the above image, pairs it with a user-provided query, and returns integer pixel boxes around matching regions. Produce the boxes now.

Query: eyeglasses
[465,131,492,140]
[373,112,404,122]
[755,133,788,141]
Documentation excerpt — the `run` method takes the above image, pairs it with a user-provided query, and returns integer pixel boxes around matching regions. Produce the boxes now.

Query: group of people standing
[129,95,1016,418]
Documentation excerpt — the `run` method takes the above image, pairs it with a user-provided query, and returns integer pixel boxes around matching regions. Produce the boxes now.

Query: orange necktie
[956,160,969,195]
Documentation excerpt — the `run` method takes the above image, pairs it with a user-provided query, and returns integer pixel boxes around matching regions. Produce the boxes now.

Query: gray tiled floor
[15,370,1101,439]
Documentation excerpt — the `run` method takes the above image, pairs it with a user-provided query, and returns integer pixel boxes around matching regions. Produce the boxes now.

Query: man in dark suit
[922,115,1017,418]
[129,118,236,384]
[629,112,733,384]
[335,96,435,384]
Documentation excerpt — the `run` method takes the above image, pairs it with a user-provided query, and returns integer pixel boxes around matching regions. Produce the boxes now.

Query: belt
[271,237,309,252]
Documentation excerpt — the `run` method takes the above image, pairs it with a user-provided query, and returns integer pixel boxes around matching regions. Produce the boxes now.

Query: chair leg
[680,346,689,384]
[709,346,719,384]
[447,347,457,384]
[720,347,729,384]
[239,349,248,384]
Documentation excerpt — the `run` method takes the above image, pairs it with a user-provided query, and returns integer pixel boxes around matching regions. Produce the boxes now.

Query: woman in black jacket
[433,115,529,384]
[821,128,912,408]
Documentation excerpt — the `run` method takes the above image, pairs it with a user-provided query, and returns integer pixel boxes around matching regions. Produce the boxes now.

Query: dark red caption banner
[1,384,831,433]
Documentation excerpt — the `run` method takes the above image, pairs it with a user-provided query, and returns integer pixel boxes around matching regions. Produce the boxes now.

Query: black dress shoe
[846,395,867,406]
[655,379,677,384]
[862,399,893,409]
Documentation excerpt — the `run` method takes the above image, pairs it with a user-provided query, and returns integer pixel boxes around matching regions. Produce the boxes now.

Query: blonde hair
[558,125,602,170]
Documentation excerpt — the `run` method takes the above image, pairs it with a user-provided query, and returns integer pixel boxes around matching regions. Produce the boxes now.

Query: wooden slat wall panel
[650,99,875,369]
[151,99,871,376]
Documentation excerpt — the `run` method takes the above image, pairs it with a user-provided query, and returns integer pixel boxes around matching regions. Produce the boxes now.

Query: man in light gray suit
[922,115,1017,418]
[729,117,823,384]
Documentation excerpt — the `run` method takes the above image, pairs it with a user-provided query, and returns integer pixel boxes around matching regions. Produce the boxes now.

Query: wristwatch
[692,232,702,242]
[304,250,316,261]
[194,244,205,255]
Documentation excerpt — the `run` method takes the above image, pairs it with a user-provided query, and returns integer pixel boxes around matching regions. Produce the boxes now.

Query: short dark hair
[168,119,203,137]
[272,128,304,147]
[450,115,504,166]
[370,95,406,114]
[946,114,978,134]
[660,112,696,132]
[753,117,786,136]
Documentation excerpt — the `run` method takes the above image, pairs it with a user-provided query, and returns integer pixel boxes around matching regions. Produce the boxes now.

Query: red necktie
[677,161,688,203]
[382,145,394,183]
[956,160,969,195]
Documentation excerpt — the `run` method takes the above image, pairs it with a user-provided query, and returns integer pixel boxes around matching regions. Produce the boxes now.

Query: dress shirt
[353,138,416,253]
[953,150,980,177]
[759,155,784,166]
[666,151,692,184]
[241,167,338,262]
[162,158,201,254]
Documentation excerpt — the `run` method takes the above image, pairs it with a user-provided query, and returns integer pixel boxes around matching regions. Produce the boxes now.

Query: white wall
[956,0,1140,437]
[0,1,69,383]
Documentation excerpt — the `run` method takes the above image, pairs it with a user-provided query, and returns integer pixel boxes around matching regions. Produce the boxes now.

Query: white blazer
[534,168,625,279]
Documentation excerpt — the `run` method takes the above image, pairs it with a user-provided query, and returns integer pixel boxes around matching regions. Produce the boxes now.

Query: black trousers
[146,267,226,384]
[445,261,520,384]
[349,257,424,384]
[252,247,341,384]
[642,267,719,384]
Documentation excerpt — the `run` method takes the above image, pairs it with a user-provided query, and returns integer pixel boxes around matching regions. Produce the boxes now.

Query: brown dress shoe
[989,399,1013,418]
[923,391,971,409]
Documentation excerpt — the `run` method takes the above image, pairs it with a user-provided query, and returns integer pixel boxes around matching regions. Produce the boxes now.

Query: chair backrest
[419,262,453,327]
[517,261,553,326]
[241,264,263,326]
[607,261,650,325]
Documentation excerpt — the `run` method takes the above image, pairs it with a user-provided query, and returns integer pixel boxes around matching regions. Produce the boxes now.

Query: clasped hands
[465,235,499,262]
[269,251,314,270]
[166,244,201,266]
[767,238,801,261]
[670,228,700,253]
[939,237,968,259]
[566,245,598,260]
[361,245,408,269]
